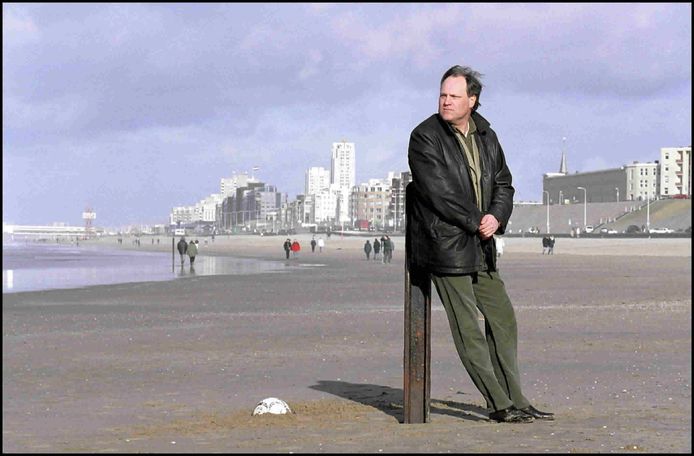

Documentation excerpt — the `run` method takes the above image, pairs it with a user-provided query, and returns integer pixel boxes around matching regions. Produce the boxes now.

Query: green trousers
[432,271,530,412]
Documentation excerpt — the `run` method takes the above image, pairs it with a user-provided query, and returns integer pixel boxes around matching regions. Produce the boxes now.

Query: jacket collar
[437,111,491,136]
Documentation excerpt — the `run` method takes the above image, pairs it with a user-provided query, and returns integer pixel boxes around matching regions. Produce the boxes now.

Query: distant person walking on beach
[382,236,393,263]
[177,237,188,265]
[407,65,553,423]
[187,238,198,265]
[542,235,550,255]
[311,237,317,253]
[548,236,555,255]
[291,240,301,258]
[283,238,292,259]
[364,240,372,260]
[317,237,325,253]
[373,238,381,260]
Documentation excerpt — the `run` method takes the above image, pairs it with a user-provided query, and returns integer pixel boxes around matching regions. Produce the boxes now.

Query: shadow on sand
[309,380,489,423]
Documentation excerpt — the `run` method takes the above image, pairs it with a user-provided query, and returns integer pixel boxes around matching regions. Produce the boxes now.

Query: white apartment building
[220,173,255,198]
[170,206,196,225]
[312,187,340,224]
[331,141,356,190]
[200,194,223,222]
[624,161,658,201]
[659,146,691,197]
[170,193,223,225]
[350,178,392,229]
[305,167,330,196]
[334,185,351,224]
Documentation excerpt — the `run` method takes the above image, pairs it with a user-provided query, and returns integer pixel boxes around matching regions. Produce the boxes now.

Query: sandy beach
[2,235,691,453]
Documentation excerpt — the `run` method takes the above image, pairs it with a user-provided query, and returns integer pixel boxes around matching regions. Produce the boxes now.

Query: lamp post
[577,187,587,230]
[646,187,650,232]
[615,187,620,203]
[542,190,550,234]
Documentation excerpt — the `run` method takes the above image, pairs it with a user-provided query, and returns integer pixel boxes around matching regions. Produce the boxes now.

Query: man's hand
[478,214,499,240]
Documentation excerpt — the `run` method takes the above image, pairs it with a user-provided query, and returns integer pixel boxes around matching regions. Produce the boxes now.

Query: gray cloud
[3,3,691,226]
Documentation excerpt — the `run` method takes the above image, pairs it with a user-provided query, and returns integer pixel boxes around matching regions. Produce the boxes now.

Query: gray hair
[440,65,484,112]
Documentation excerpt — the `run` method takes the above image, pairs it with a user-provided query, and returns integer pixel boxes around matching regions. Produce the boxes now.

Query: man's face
[438,76,476,129]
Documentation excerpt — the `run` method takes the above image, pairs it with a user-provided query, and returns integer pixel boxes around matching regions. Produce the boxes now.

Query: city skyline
[3,3,691,227]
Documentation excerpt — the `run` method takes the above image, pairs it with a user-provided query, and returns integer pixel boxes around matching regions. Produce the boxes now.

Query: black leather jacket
[407,112,514,275]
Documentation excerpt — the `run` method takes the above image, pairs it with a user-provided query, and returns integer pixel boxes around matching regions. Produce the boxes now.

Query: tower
[559,137,568,174]
[82,207,96,239]
[330,140,356,189]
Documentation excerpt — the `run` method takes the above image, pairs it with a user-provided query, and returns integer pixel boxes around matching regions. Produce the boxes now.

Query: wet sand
[2,236,691,453]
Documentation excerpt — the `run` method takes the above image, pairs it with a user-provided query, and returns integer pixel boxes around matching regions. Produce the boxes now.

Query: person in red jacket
[291,240,301,258]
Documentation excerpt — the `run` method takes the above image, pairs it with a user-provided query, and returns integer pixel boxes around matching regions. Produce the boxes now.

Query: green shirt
[454,118,487,270]
[453,118,483,211]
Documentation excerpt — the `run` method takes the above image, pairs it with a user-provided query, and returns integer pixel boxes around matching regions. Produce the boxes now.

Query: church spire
[559,137,568,174]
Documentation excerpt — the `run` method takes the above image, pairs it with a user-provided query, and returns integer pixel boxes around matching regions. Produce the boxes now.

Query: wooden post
[403,183,431,424]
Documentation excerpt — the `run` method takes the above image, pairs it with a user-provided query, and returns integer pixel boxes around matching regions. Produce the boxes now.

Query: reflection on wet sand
[3,243,323,293]
[178,255,304,277]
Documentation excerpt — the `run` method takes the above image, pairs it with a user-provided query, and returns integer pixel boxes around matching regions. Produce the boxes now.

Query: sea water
[2,242,290,294]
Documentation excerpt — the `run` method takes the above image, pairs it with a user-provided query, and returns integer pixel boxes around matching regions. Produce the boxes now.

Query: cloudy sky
[3,3,691,227]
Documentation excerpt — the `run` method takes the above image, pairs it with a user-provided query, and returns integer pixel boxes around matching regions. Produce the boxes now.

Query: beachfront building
[388,171,411,232]
[350,178,392,230]
[625,161,659,202]
[331,141,355,224]
[305,167,330,196]
[331,141,356,190]
[659,146,691,198]
[217,182,284,233]
[299,143,354,228]
[279,194,305,229]
[170,205,196,226]
[256,185,286,232]
[171,193,223,234]
[310,186,342,225]
[199,194,224,222]
[220,173,256,198]
[541,144,692,204]
[544,167,628,204]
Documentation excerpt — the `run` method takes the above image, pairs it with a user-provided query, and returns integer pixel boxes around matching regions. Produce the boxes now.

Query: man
[177,237,188,266]
[283,238,292,260]
[542,235,550,255]
[384,235,394,263]
[187,238,198,266]
[407,65,554,424]
[373,238,380,260]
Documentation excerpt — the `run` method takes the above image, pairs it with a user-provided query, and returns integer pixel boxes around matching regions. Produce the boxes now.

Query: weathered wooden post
[403,183,432,424]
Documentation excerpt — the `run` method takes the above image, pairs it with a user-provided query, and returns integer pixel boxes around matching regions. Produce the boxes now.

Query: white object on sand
[252,397,292,415]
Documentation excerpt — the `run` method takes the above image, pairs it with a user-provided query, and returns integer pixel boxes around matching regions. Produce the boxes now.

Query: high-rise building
[331,141,356,190]
[305,167,330,196]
